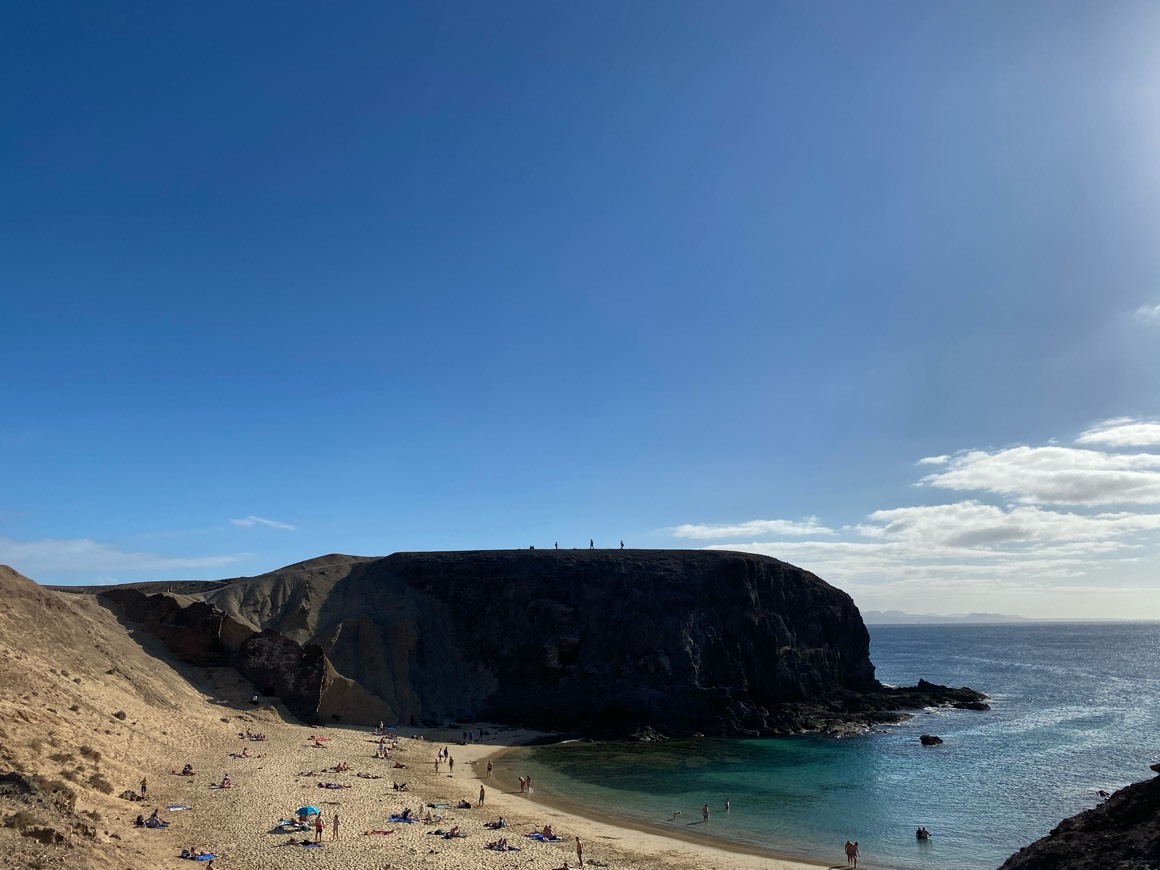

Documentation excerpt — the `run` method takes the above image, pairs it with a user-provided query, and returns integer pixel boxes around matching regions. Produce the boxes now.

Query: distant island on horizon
[861,609,1154,625]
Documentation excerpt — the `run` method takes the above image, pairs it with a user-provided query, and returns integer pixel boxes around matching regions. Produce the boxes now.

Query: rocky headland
[69,549,987,737]
[997,764,1160,870]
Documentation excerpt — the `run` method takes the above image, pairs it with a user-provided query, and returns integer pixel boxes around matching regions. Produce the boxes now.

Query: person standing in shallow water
[844,839,859,867]
[702,804,709,822]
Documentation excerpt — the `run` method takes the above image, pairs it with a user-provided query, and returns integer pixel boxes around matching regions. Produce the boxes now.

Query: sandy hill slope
[0,565,294,869]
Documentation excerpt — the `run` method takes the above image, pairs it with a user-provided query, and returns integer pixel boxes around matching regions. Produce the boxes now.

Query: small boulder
[920,734,943,746]
[112,710,127,721]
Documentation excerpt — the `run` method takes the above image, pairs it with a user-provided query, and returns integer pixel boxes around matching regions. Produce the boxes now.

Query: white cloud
[231,515,297,531]
[861,501,1160,548]
[672,517,834,539]
[919,446,1160,505]
[1133,304,1160,324]
[1076,418,1160,448]
[0,536,247,579]
[676,419,1160,617]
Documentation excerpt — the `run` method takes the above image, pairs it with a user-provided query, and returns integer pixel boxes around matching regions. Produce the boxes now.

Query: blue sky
[3,1,1159,617]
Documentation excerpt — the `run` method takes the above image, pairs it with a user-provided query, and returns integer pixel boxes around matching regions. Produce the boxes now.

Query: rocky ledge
[999,765,1160,870]
[77,550,987,737]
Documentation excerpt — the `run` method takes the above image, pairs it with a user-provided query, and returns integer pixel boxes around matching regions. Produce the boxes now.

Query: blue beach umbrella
[296,806,321,817]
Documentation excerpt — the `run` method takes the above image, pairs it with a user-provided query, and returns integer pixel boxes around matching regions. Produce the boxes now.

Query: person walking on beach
[576,835,584,867]
[479,785,486,806]
[448,755,454,775]
[140,777,147,798]
[519,776,526,793]
[725,799,730,812]
[486,760,493,779]
[314,815,324,842]
[702,804,709,822]
[332,813,339,840]
[844,839,859,867]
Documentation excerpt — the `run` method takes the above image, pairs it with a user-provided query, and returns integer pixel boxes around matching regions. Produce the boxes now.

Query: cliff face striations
[84,550,984,736]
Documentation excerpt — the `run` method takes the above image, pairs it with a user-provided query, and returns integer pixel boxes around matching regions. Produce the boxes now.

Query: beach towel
[387,814,417,823]
[525,832,560,841]
[167,804,192,811]
[193,854,216,861]
[303,841,323,848]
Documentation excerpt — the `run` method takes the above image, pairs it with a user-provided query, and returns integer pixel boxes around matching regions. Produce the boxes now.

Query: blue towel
[388,814,417,823]
[194,854,216,861]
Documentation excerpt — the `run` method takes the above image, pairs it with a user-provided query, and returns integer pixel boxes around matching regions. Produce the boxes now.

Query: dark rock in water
[998,767,1160,870]
[81,550,988,738]
[920,734,943,746]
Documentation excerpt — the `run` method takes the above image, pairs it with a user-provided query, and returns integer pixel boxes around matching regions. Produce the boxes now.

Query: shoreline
[467,735,834,870]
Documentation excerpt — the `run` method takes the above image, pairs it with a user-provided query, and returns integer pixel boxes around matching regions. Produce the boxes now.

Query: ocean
[495,622,1160,870]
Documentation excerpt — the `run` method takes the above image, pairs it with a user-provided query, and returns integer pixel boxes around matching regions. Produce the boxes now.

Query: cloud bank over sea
[675,418,1160,618]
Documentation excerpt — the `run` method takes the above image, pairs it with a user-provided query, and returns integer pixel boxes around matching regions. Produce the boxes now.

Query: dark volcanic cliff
[998,766,1160,870]
[81,550,985,736]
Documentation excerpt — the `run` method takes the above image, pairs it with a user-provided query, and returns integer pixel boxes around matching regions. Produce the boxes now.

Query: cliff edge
[76,549,986,736]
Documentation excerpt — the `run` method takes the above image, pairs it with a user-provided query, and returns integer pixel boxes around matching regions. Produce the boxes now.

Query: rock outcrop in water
[75,550,987,737]
[998,766,1160,870]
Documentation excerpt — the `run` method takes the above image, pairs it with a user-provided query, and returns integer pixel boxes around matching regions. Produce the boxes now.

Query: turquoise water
[498,623,1160,869]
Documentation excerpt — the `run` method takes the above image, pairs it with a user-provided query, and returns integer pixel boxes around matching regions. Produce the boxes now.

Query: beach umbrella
[296,806,321,816]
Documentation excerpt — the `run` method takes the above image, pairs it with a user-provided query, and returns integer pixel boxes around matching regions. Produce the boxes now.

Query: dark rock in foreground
[999,767,1160,870]
[73,550,987,737]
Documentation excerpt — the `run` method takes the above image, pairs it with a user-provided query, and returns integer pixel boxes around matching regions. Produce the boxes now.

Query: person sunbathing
[484,817,507,829]
[144,809,168,829]
[316,781,351,789]
[180,763,195,775]
[363,829,394,835]
[541,824,554,839]
[456,799,472,809]
[392,781,408,791]
[392,760,407,768]
[218,775,232,788]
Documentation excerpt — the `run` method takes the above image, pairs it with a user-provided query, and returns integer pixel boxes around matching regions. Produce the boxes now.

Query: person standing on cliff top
[589,539,594,548]
[619,540,624,549]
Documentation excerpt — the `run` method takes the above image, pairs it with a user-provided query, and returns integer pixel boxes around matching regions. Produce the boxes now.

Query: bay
[496,622,1160,869]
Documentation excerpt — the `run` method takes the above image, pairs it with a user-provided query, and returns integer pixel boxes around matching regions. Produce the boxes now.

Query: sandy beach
[119,703,831,870]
